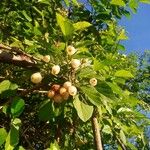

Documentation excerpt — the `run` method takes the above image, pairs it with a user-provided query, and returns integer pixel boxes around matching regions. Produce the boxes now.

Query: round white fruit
[71,59,81,69]
[31,72,42,84]
[89,78,97,86]
[66,45,77,55]
[63,81,72,89]
[42,55,50,63]
[68,86,77,96]
[51,65,60,75]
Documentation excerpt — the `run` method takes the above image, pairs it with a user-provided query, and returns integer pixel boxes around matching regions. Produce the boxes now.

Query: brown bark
[91,109,103,150]
[0,43,39,70]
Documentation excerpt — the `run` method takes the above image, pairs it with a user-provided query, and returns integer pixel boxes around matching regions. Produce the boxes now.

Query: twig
[91,108,103,150]
[116,136,126,150]
[18,88,48,94]
[24,135,35,150]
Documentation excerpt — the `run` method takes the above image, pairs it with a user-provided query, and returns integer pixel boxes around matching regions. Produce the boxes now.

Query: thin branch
[18,88,48,94]
[116,136,127,150]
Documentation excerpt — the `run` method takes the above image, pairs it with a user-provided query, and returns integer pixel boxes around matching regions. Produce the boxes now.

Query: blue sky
[120,3,150,54]
[79,0,150,55]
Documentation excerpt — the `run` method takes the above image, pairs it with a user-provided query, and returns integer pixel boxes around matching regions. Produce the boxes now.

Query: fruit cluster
[47,81,77,103]
[30,46,97,103]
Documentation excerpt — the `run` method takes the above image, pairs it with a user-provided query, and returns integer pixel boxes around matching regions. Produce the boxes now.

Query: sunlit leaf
[0,128,7,146]
[111,0,126,6]
[73,21,91,31]
[73,96,93,122]
[56,13,74,40]
[114,70,134,78]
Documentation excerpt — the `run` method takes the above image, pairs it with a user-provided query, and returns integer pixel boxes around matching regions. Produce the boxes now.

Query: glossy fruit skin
[51,65,60,75]
[42,55,50,63]
[66,45,76,55]
[47,90,55,98]
[52,84,61,92]
[31,72,42,84]
[63,81,72,89]
[59,87,67,95]
[89,78,97,86]
[68,86,77,96]
[71,59,81,69]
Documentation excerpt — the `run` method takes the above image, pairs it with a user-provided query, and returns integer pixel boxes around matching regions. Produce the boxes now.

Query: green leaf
[48,141,60,150]
[5,118,21,150]
[0,128,7,146]
[102,125,112,134]
[114,70,134,78]
[107,82,123,96]
[21,10,32,21]
[73,96,93,122]
[120,130,127,145]
[56,13,74,40]
[140,0,150,4]
[0,80,11,94]
[129,0,139,13]
[11,97,25,118]
[17,146,25,150]
[111,0,126,6]
[0,80,18,94]
[80,86,101,106]
[93,59,105,71]
[64,0,69,6]
[117,29,128,40]
[77,67,96,78]
[38,100,54,121]
[73,21,91,31]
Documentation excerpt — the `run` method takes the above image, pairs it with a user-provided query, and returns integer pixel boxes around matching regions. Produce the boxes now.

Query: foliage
[0,0,150,149]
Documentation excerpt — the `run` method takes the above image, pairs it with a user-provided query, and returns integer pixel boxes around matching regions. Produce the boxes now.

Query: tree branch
[91,108,103,150]
[0,43,40,70]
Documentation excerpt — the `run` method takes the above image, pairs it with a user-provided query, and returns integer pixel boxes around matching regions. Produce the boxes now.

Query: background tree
[0,0,150,149]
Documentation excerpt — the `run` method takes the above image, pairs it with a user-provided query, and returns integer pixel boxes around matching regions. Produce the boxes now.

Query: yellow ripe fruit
[62,92,69,100]
[47,90,55,98]
[42,55,50,63]
[89,78,97,86]
[63,81,72,90]
[66,45,77,55]
[71,59,81,69]
[31,72,42,84]
[53,94,63,103]
[59,87,67,95]
[68,86,77,96]
[51,65,60,75]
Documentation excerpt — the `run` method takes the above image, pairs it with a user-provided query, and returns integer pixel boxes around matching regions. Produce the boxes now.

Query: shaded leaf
[38,100,54,121]
[5,118,21,150]
[11,97,25,118]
